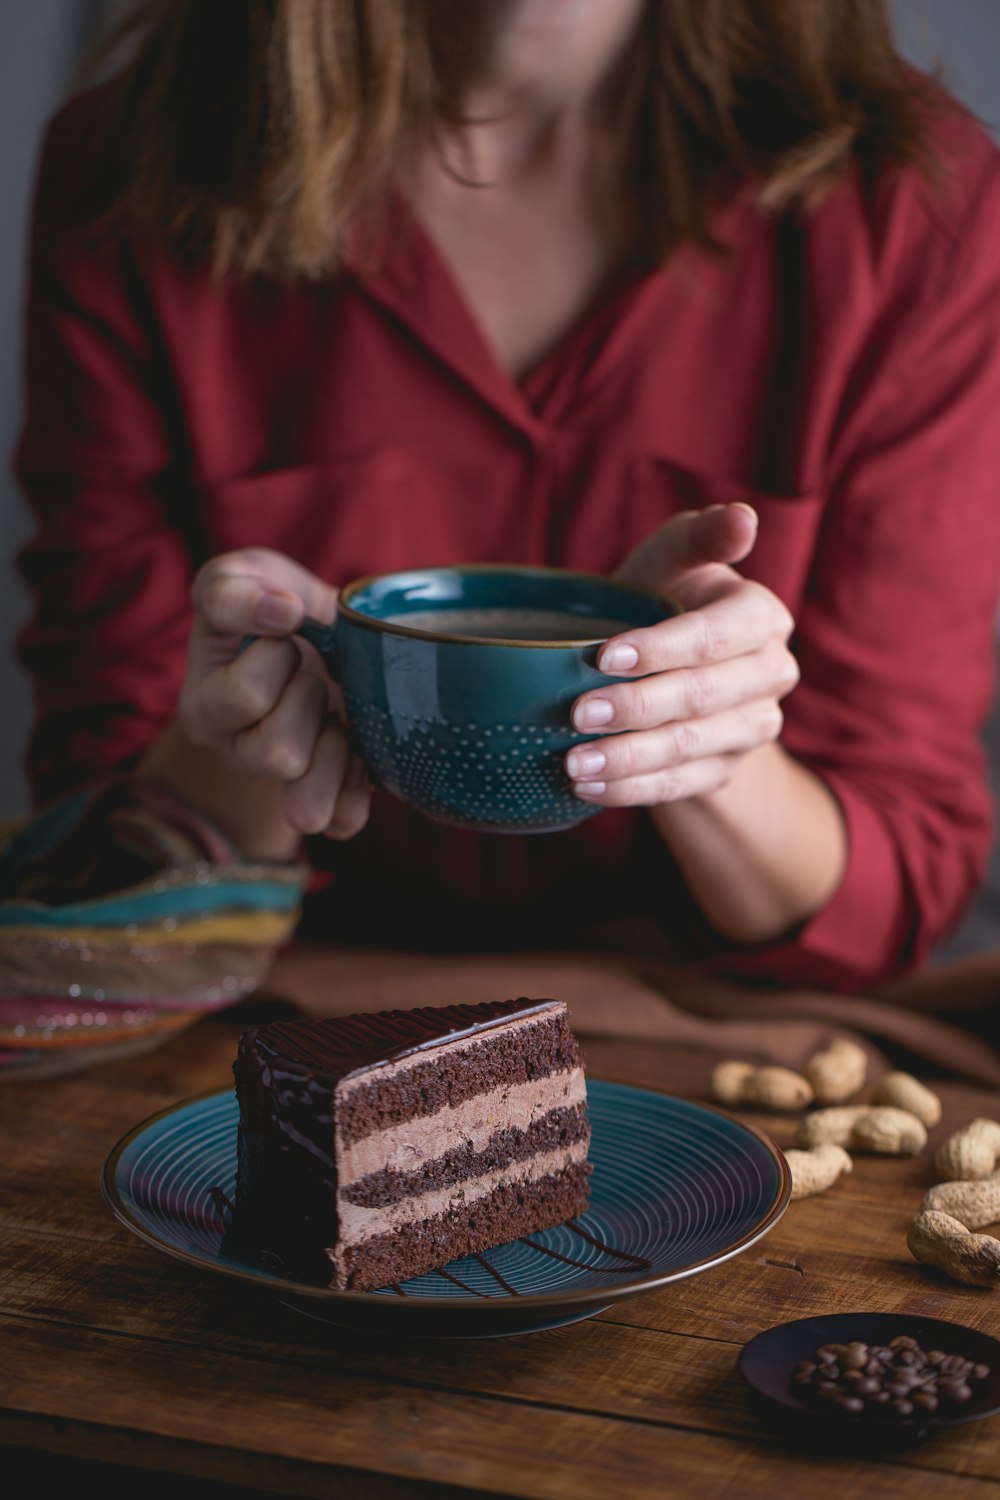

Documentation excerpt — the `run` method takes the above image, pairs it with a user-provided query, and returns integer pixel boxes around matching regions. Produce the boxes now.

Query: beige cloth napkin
[266,941,1000,1086]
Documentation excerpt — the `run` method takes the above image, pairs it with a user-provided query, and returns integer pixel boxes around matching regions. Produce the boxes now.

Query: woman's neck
[429,0,648,175]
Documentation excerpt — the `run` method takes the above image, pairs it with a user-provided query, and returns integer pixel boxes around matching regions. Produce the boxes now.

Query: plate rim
[100,1078,792,1315]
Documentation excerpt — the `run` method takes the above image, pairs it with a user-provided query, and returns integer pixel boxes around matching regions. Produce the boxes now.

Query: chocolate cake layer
[341,1103,591,1207]
[332,1161,593,1291]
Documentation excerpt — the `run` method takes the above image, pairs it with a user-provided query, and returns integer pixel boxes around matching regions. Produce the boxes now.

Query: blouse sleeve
[715,131,1000,991]
[14,95,195,807]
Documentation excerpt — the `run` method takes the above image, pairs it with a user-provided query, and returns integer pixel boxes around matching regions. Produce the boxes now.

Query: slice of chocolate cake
[230,998,592,1291]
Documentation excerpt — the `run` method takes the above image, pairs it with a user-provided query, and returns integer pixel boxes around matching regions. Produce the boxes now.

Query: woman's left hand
[564,504,800,806]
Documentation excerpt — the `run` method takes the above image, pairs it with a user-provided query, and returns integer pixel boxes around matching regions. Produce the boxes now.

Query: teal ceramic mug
[245,563,678,834]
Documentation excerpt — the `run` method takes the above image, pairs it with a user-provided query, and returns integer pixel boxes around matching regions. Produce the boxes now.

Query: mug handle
[237,615,341,678]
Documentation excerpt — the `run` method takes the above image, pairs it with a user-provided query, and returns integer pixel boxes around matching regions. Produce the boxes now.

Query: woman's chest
[399,157,637,382]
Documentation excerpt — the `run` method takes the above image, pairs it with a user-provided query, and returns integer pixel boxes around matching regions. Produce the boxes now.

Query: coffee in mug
[383,606,638,641]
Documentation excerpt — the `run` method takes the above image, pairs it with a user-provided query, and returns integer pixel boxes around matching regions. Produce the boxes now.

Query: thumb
[614,503,759,591]
[191,547,341,639]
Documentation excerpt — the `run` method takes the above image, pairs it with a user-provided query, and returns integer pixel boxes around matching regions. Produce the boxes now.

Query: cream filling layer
[336,1067,586,1185]
[335,1140,591,1247]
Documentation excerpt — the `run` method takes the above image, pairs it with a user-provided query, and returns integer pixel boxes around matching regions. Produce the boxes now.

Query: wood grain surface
[4,995,1000,1498]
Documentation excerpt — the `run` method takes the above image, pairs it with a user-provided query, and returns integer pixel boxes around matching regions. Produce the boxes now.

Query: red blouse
[14,87,1000,989]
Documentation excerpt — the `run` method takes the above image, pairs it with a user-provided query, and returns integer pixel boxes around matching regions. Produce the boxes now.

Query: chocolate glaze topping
[244,998,561,1082]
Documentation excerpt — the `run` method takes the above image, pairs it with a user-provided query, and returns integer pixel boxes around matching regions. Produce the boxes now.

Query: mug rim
[336,562,679,649]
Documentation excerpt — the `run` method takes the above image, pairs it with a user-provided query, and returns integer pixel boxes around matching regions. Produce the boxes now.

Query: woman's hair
[94,0,947,280]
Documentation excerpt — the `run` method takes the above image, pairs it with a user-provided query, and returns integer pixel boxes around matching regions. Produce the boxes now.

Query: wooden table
[5,995,1000,1499]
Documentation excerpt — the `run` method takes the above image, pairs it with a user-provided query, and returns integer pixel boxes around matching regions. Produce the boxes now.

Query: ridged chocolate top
[242,998,563,1083]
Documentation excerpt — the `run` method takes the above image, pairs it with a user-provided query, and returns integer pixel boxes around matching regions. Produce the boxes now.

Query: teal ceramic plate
[102,1080,791,1338]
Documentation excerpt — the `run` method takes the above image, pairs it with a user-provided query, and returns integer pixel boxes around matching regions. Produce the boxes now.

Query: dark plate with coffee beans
[739,1313,1000,1451]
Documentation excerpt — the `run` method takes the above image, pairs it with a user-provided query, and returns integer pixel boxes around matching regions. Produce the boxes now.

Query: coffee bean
[790,1332,992,1423]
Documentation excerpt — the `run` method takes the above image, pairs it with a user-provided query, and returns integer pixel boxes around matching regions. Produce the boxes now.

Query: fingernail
[566,749,606,778]
[600,643,638,672]
[730,501,759,528]
[255,592,301,631]
[574,698,614,730]
[574,781,606,799]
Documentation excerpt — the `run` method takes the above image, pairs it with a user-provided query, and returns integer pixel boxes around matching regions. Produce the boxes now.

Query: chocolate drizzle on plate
[568,1220,654,1268]
[516,1222,654,1277]
[473,1252,519,1295]
[421,1223,655,1296]
[435,1266,485,1295]
[210,1186,235,1224]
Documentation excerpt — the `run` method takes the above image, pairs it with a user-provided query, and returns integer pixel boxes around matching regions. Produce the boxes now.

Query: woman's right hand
[177,548,372,840]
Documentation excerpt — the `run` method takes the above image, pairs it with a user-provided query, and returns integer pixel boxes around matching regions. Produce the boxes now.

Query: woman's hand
[564,504,799,806]
[562,502,846,942]
[177,548,371,840]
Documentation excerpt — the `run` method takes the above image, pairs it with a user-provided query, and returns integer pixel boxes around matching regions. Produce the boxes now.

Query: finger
[571,753,742,807]
[282,722,353,835]
[191,547,340,637]
[565,701,783,784]
[665,561,767,616]
[614,503,758,593]
[323,758,373,841]
[180,636,304,741]
[192,573,303,641]
[596,578,791,677]
[233,669,329,780]
[572,640,799,733]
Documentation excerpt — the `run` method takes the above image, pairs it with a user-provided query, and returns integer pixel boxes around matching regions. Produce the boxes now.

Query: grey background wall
[0,0,998,951]
[0,0,115,815]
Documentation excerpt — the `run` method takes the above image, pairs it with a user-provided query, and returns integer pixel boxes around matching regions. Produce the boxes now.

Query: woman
[11,0,1000,1001]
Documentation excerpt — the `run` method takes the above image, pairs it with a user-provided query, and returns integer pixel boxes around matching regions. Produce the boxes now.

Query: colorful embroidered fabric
[0,777,308,1078]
